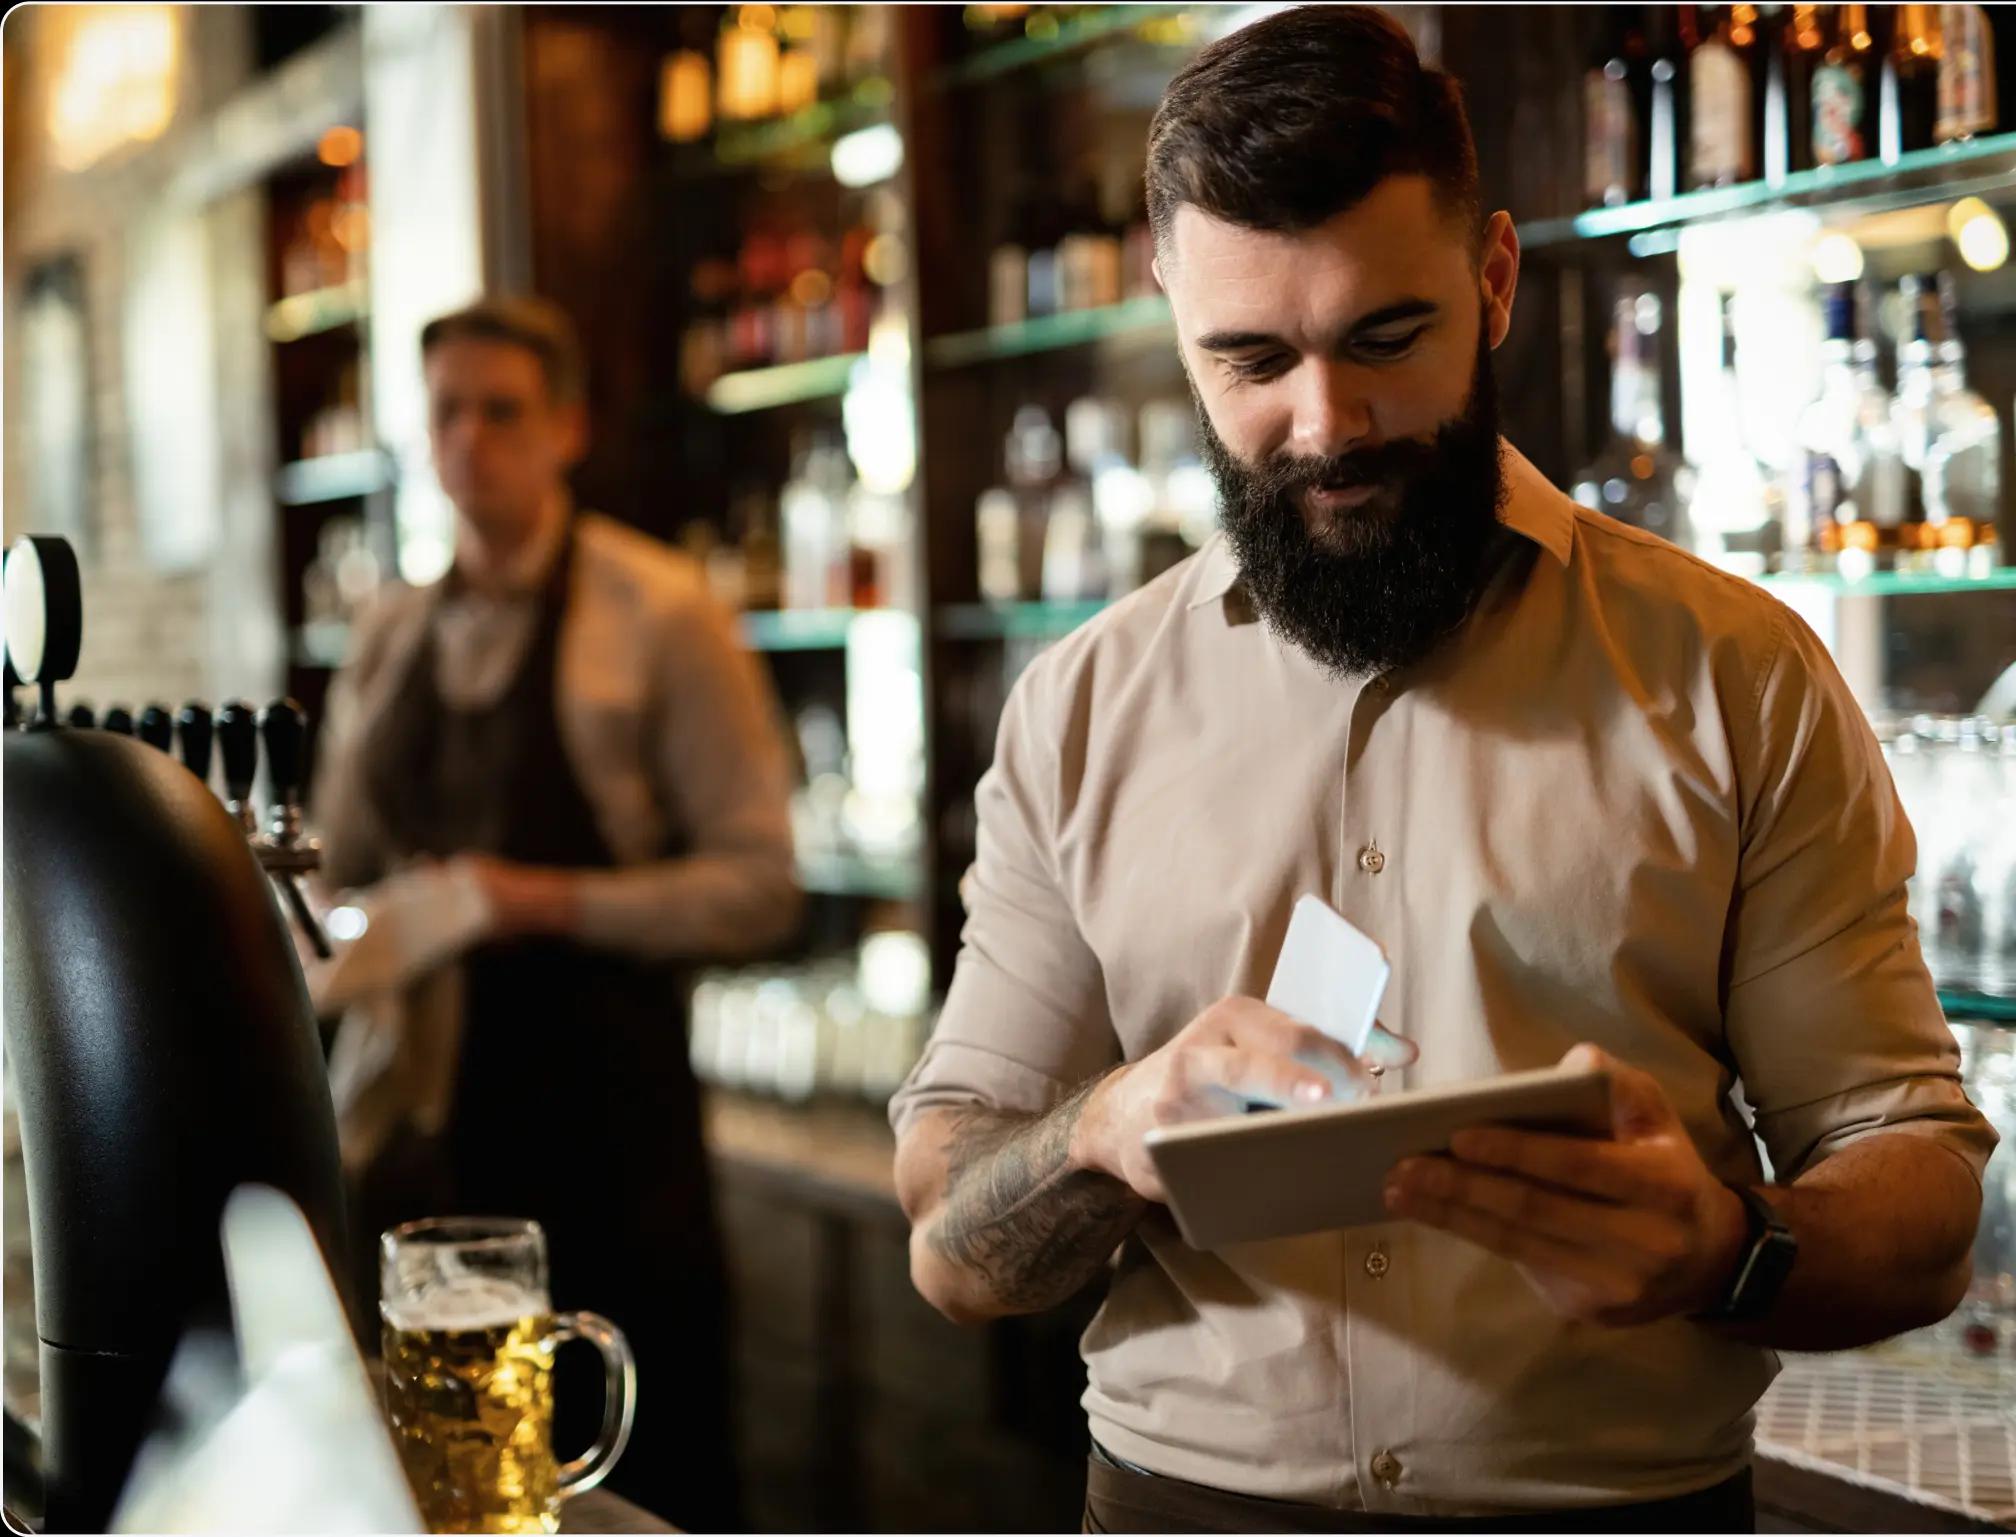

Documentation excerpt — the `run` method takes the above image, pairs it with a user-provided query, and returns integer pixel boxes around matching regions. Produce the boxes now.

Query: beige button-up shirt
[889,444,1994,1515]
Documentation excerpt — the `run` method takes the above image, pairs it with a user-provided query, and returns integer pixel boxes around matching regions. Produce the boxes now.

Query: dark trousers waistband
[1083,1446,1755,1534]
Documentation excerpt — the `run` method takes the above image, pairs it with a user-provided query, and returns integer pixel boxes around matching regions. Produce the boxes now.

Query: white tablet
[1142,1065,1613,1249]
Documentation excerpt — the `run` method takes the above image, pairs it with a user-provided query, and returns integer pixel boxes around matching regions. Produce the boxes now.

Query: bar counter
[701,1091,2015,1533]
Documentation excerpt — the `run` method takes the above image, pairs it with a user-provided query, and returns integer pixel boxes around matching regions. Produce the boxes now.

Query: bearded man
[887,7,1994,1534]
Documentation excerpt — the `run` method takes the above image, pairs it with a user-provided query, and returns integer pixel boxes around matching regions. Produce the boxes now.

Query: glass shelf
[935,4,1196,87]
[796,849,923,902]
[275,450,394,507]
[926,295,1174,369]
[1755,568,2016,598]
[1939,988,2016,1026]
[1519,132,2016,251]
[264,280,367,343]
[704,352,864,414]
[937,599,1111,640]
[739,608,861,651]
[670,82,895,175]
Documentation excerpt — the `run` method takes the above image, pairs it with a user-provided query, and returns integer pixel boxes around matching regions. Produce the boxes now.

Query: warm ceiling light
[318,125,363,167]
[1811,230,1865,283]
[1955,204,2009,272]
[48,5,180,171]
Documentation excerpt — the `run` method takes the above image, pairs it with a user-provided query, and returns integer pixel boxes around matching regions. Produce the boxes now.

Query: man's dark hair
[1145,5,1481,256]
[420,294,585,405]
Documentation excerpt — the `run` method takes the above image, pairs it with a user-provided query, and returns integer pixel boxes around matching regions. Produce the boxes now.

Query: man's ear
[557,401,590,469]
[1478,210,1520,350]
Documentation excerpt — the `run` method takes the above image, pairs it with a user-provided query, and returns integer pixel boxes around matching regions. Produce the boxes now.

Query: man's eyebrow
[1192,298,1441,355]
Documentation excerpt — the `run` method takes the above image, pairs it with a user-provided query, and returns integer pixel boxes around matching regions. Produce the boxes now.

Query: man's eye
[1357,327,1429,359]
[1227,354,1291,382]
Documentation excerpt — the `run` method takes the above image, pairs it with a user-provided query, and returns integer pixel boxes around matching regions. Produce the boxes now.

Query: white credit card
[1266,895,1390,1061]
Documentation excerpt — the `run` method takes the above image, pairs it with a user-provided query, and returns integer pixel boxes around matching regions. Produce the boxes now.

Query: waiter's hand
[1073,998,1418,1203]
[458,853,581,941]
[1383,1044,1749,1326]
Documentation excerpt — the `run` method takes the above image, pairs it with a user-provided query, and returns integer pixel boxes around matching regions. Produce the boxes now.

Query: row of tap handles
[49,696,332,960]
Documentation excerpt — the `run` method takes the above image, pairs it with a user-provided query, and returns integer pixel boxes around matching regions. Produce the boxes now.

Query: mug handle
[552,1310,637,1499]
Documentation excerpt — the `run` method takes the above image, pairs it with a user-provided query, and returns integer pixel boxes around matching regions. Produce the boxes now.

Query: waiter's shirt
[315,509,798,961]
[888,443,1996,1516]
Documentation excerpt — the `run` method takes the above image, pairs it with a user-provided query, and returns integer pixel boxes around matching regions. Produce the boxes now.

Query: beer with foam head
[383,1281,560,1534]
[379,1219,635,1535]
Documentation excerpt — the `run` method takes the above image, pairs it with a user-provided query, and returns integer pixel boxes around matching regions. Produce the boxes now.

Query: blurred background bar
[3,4,2016,1532]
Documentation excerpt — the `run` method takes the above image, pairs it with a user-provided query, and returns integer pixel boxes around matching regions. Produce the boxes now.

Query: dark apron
[354,525,741,1531]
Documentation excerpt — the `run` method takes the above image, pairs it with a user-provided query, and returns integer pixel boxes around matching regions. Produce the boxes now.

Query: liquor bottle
[1917,274,2002,573]
[1067,397,1148,595]
[781,432,851,610]
[1646,6,1690,199]
[1690,4,1761,186]
[1823,283,1907,573]
[1777,4,1828,176]
[1686,293,1776,574]
[1571,292,1693,546]
[1788,283,1883,569]
[1880,3,1943,160]
[1936,3,1998,142]
[1813,4,1878,164]
[1585,7,1646,207]
[1890,274,1945,568]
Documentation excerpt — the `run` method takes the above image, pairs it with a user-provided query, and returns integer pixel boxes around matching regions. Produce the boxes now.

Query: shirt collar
[450,490,572,597]
[1185,438,1574,616]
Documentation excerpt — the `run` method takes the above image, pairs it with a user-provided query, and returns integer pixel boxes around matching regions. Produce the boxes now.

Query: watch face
[1728,1202,1798,1321]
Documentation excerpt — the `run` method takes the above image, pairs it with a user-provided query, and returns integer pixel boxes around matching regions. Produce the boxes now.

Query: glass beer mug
[380,1218,636,1535]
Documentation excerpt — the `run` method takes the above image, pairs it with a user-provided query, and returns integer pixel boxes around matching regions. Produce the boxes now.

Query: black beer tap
[217,700,261,838]
[175,703,214,787]
[256,698,328,960]
[3,534,353,1532]
[137,704,174,753]
[102,706,135,737]
[66,703,96,730]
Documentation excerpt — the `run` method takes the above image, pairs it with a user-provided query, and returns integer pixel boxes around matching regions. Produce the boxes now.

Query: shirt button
[1358,845,1386,875]
[1364,1247,1390,1279]
[1371,1450,1403,1487]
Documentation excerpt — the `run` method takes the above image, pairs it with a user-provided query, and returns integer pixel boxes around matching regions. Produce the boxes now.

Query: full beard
[1197,328,1507,679]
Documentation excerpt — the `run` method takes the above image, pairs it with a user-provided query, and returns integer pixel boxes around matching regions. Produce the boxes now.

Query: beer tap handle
[138,703,174,753]
[258,698,306,819]
[66,703,96,730]
[102,706,135,737]
[217,700,260,835]
[176,703,214,787]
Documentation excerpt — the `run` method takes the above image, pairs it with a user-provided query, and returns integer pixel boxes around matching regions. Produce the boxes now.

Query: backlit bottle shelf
[935,4,1196,87]
[1520,132,2016,252]
[704,352,866,414]
[925,295,1174,369]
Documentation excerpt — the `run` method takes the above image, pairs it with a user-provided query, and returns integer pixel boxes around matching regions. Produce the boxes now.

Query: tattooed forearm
[926,1076,1145,1313]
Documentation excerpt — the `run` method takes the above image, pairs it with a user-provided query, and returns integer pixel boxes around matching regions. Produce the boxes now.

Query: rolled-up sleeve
[888,658,1119,1139]
[568,582,802,962]
[1724,607,1997,1185]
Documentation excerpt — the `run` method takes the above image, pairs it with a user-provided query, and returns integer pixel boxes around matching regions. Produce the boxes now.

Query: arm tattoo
[928,1076,1145,1312]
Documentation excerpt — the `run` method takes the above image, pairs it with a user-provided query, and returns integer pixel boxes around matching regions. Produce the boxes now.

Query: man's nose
[1288,358,1374,461]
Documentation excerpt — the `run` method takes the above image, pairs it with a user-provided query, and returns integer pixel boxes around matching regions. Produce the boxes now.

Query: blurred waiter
[314,295,800,1531]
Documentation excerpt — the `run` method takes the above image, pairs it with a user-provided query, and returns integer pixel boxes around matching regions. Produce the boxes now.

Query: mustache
[1245,436,1447,499]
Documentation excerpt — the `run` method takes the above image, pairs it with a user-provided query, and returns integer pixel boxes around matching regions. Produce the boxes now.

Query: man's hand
[458,853,580,941]
[1073,998,1418,1203]
[1382,1043,1750,1327]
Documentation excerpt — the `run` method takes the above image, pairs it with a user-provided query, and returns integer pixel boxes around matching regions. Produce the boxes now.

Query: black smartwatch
[1695,1184,1797,1323]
